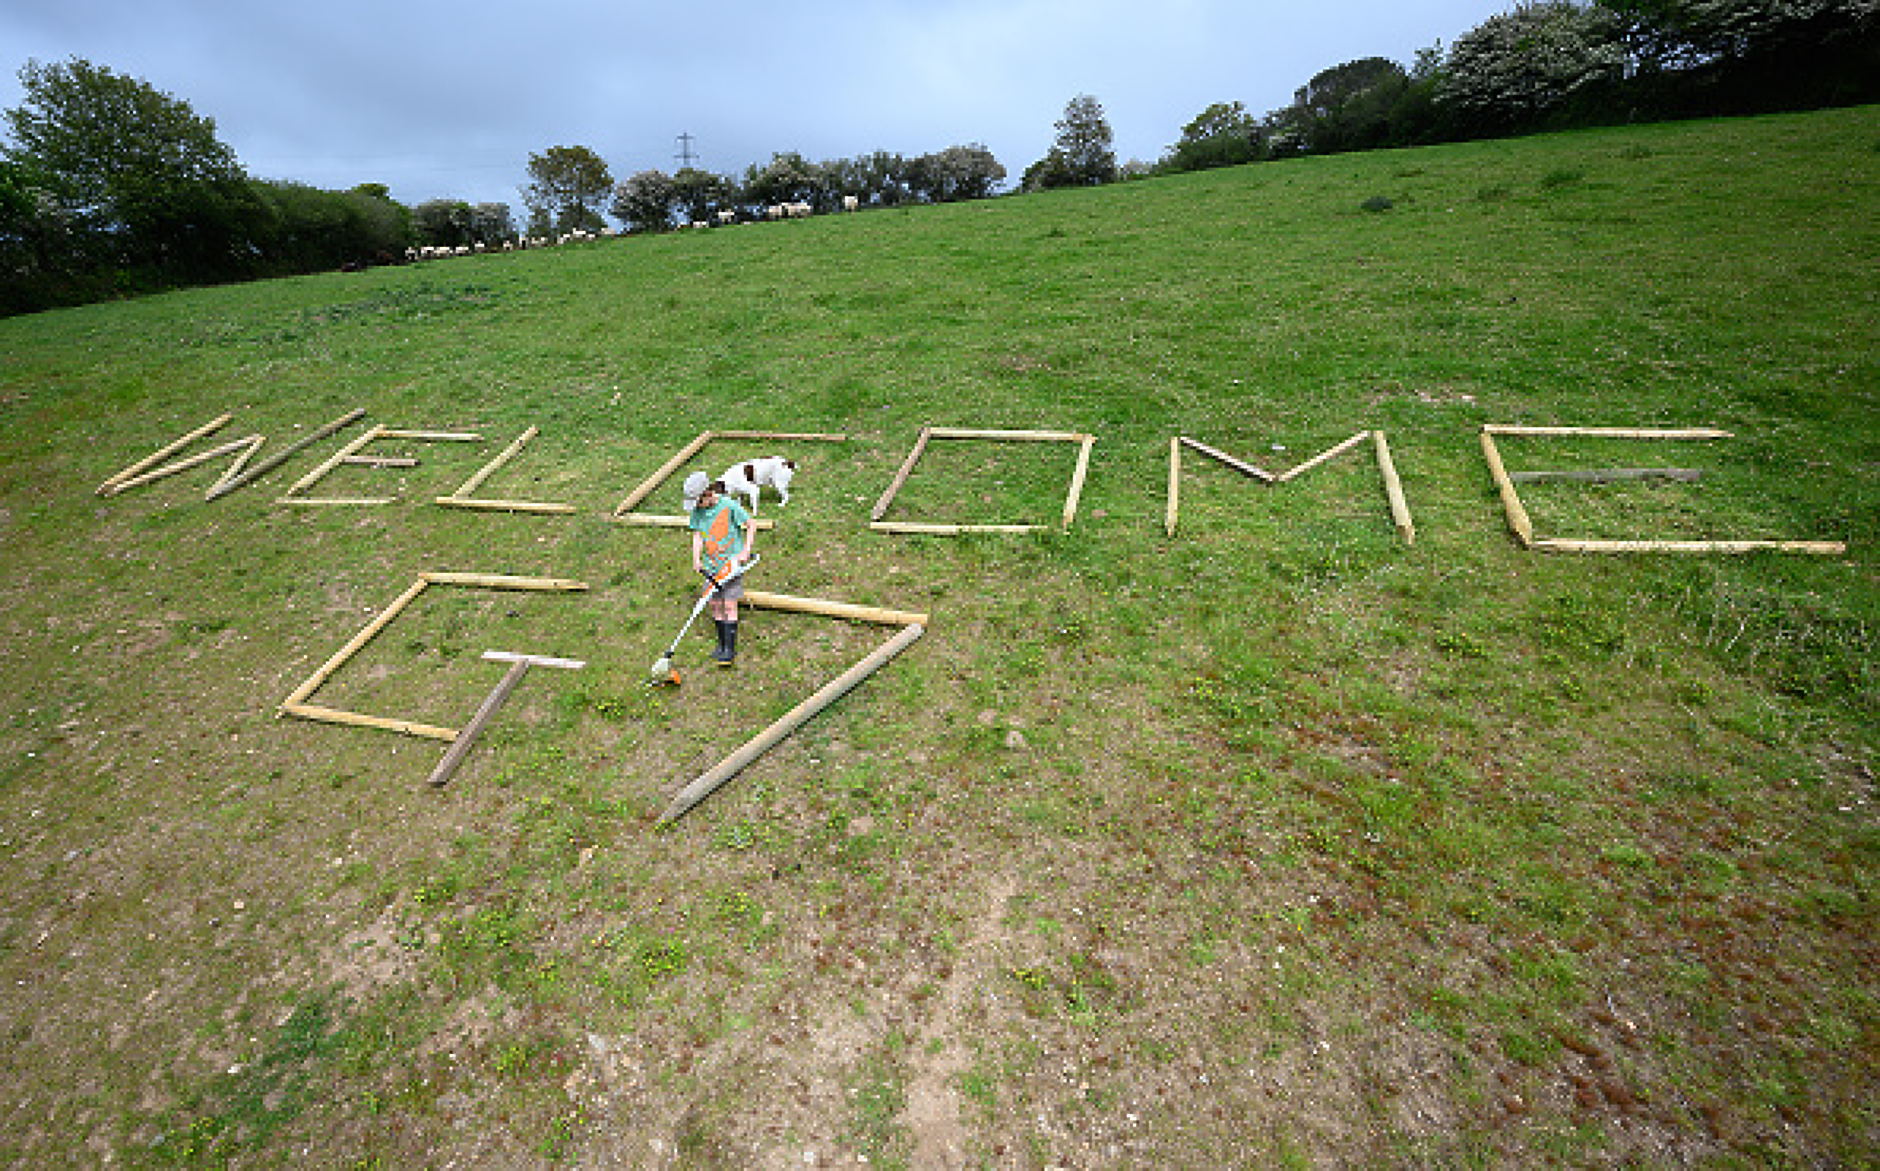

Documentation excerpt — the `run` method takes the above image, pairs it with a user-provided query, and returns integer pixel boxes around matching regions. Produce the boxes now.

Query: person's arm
[691,530,704,573]
[740,514,757,562]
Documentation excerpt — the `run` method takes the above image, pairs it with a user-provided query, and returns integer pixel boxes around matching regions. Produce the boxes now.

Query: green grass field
[1,106,1875,1166]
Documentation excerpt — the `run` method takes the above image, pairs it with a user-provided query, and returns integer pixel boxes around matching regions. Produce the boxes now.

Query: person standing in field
[682,471,756,666]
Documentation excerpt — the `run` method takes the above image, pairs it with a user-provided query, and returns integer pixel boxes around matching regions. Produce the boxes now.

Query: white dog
[720,456,797,513]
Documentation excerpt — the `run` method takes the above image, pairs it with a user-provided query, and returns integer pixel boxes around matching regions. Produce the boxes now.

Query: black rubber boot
[717,621,738,667]
[711,619,730,663]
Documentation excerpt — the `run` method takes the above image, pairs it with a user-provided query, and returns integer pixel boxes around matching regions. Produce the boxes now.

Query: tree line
[3,0,1874,314]
[1150,0,1877,178]
[520,144,1006,236]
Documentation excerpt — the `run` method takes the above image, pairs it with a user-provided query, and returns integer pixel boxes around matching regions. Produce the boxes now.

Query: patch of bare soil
[903,873,1017,1168]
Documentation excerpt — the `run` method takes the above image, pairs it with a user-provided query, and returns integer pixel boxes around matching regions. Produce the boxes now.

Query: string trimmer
[649,555,758,686]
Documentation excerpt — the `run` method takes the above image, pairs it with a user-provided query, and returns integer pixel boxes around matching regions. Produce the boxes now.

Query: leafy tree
[818,156,869,209]
[1162,101,1265,172]
[521,145,612,233]
[253,181,406,270]
[911,144,1006,202]
[1293,57,1412,153]
[0,158,71,311]
[411,199,474,247]
[3,57,256,276]
[469,203,513,246]
[856,151,913,207]
[1028,94,1117,189]
[611,169,678,232]
[742,151,822,209]
[1388,43,1450,144]
[672,167,732,222]
[1595,0,1880,108]
[1437,1,1628,136]
[1599,0,1874,67]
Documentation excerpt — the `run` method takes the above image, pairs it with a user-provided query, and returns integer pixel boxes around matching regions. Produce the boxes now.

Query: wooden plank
[206,408,368,500]
[419,572,589,591]
[1179,436,1276,483]
[281,576,431,709]
[1373,430,1415,546]
[448,425,537,499]
[712,430,848,442]
[436,497,579,515]
[377,429,482,442]
[1483,425,1733,440]
[1508,467,1703,484]
[275,497,396,506]
[106,434,263,494]
[1274,431,1370,483]
[1165,437,1181,537]
[609,512,776,530]
[928,427,1089,443]
[658,623,925,826]
[1062,434,1095,530]
[281,701,458,742]
[426,660,530,787]
[869,521,1047,536]
[484,650,586,670]
[1534,538,1846,555]
[613,430,714,516]
[871,427,932,521]
[743,589,929,627]
[1480,431,1534,547]
[98,413,233,494]
[340,455,420,468]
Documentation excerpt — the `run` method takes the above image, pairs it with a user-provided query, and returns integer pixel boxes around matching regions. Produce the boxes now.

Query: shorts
[711,573,745,603]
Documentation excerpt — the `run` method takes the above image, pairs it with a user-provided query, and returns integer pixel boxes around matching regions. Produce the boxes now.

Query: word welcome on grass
[100,409,1848,555]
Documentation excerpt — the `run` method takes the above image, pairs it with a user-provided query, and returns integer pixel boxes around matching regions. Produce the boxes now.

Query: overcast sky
[1,0,1515,212]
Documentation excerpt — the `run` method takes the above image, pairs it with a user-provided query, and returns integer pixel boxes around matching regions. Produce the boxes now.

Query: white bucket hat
[681,471,713,512]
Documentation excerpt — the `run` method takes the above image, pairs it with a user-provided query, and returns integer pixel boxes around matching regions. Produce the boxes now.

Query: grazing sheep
[785,201,812,218]
[716,209,737,226]
[842,194,859,212]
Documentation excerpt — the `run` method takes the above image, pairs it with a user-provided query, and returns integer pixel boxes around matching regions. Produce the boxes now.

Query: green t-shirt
[689,497,751,580]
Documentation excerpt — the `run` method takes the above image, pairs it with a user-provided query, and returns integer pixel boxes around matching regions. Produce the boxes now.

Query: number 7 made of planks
[657,591,929,826]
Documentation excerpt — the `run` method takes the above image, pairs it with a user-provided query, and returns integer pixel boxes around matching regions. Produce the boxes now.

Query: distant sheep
[784,201,812,218]
[842,195,859,212]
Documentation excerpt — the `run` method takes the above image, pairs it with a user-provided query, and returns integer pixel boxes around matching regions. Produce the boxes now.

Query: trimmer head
[649,653,682,686]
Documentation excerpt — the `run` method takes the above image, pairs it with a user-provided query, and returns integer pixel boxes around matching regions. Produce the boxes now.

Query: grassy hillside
[0,106,1875,1166]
